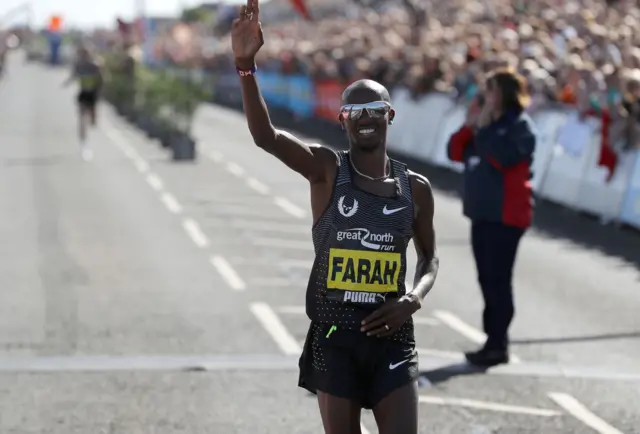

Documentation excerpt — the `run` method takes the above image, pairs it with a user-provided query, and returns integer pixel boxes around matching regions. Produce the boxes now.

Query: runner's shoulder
[306,143,340,185]
[407,170,434,208]
[408,170,432,188]
[308,142,340,168]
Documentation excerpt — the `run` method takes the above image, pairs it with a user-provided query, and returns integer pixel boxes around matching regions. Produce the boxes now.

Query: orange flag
[289,0,312,20]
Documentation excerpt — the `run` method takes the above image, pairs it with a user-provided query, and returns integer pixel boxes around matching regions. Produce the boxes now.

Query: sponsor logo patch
[335,228,395,251]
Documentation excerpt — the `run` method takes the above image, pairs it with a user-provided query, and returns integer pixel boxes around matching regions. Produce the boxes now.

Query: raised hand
[465,95,482,127]
[231,0,264,68]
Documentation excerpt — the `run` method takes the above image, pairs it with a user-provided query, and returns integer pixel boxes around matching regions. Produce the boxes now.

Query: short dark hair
[486,68,530,114]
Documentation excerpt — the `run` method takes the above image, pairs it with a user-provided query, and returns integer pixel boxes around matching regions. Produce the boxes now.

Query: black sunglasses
[339,101,392,121]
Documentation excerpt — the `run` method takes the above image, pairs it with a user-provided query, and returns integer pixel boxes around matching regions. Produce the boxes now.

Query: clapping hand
[465,95,482,127]
[231,0,264,69]
[476,97,494,128]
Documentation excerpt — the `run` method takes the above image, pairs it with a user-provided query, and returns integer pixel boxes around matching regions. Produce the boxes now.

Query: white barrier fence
[387,88,640,230]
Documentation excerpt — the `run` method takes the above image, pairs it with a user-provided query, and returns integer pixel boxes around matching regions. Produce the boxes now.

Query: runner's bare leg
[318,392,363,434]
[372,383,418,434]
[79,106,88,142]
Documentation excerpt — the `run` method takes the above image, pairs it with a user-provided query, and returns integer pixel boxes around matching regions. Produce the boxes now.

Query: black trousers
[471,221,525,351]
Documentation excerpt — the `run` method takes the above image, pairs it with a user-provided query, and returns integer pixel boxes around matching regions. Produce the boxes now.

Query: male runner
[63,45,103,160]
[231,1,438,433]
[0,37,7,78]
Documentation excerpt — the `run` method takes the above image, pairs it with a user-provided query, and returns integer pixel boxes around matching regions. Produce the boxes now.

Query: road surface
[0,53,639,433]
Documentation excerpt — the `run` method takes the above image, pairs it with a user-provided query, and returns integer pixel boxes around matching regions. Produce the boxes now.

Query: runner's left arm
[62,64,78,87]
[407,171,438,305]
[360,172,438,337]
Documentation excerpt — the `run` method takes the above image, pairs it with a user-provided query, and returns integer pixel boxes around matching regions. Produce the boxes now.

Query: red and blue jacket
[447,111,536,229]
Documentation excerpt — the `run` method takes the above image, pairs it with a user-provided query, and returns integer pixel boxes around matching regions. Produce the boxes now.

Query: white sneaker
[81,146,93,161]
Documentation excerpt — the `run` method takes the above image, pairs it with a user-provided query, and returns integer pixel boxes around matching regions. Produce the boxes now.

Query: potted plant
[136,68,163,137]
[151,71,180,149]
[168,72,205,161]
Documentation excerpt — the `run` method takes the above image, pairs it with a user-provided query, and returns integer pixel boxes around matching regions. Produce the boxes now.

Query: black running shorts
[77,90,98,108]
[298,322,419,409]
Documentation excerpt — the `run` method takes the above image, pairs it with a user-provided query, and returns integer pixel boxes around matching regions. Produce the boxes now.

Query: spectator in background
[447,68,536,367]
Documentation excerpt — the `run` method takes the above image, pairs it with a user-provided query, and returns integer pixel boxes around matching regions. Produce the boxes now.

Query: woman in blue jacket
[448,68,536,367]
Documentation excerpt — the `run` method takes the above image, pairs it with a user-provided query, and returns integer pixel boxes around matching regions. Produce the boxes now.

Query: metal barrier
[196,67,640,230]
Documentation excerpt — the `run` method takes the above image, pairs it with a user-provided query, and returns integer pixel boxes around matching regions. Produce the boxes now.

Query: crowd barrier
[199,67,640,230]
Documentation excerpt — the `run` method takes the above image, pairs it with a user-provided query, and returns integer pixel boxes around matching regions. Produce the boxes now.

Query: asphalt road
[0,53,639,434]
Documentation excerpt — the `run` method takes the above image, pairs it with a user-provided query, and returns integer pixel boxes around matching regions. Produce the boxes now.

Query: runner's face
[341,88,394,152]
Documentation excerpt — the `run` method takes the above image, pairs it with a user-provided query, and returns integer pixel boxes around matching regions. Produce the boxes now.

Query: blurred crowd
[78,0,639,150]
[203,0,640,149]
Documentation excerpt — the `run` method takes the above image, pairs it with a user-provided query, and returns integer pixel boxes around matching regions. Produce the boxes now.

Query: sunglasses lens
[368,107,388,118]
[340,106,361,120]
[339,102,390,120]
[349,109,363,120]
[365,102,390,118]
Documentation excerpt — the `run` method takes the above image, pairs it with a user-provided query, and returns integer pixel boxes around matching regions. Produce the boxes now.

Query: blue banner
[216,72,242,106]
[258,72,289,108]
[287,75,315,119]
[619,150,640,227]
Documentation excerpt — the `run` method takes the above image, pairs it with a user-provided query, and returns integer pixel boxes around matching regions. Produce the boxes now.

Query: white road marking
[274,196,306,219]
[226,162,245,177]
[114,138,138,158]
[250,303,301,356]
[277,305,307,315]
[123,146,138,157]
[0,354,301,372]
[182,219,209,248]
[230,219,310,234]
[413,317,440,326]
[248,277,294,287]
[246,177,271,194]
[417,348,466,360]
[102,126,120,143]
[251,237,311,251]
[226,257,312,270]
[210,256,246,291]
[548,393,624,434]
[160,192,182,214]
[123,147,136,160]
[433,310,521,363]
[419,396,560,417]
[134,159,149,173]
[277,306,437,326]
[196,195,272,206]
[103,123,139,158]
[214,205,298,220]
[433,310,485,343]
[281,259,314,269]
[207,150,223,162]
[146,173,163,191]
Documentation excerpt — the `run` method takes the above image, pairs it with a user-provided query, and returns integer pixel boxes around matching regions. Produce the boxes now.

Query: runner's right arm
[236,69,337,183]
[232,0,336,184]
